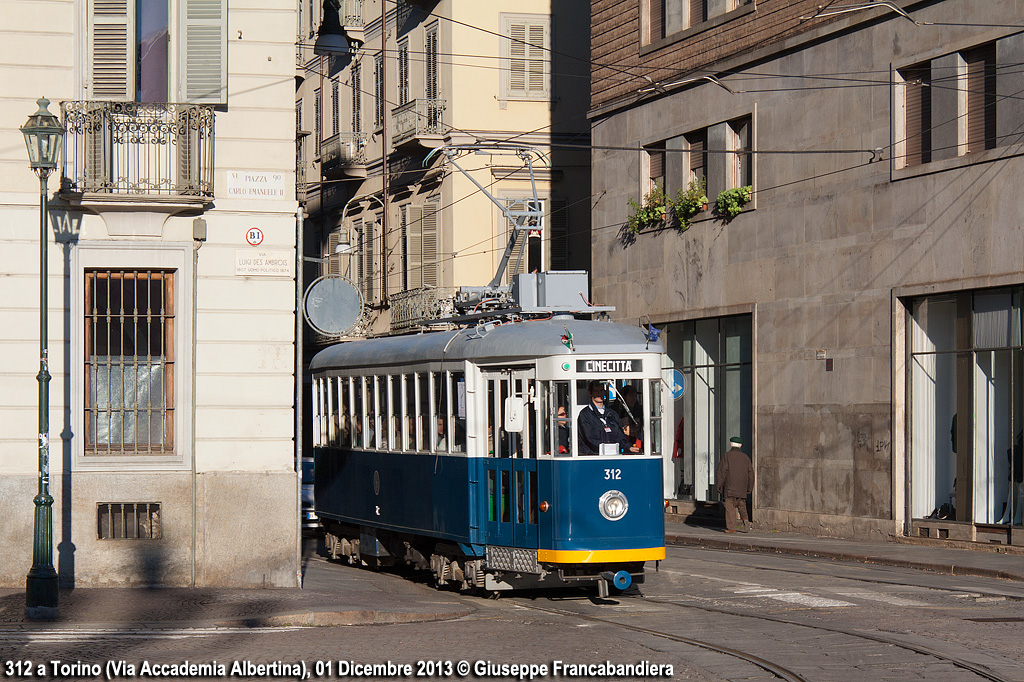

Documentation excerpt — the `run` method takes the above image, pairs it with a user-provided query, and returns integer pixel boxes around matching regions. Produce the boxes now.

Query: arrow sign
[667,369,686,400]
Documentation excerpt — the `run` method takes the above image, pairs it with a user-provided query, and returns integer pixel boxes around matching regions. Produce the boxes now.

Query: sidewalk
[665,518,1024,583]
[0,548,472,627]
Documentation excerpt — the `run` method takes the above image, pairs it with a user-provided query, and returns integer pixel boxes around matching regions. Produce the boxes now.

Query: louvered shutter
[327,231,341,275]
[650,0,665,42]
[689,0,705,27]
[91,0,133,100]
[398,41,409,105]
[374,53,384,128]
[421,203,439,288]
[648,145,665,187]
[902,64,931,166]
[509,22,527,94]
[426,27,439,100]
[332,79,340,136]
[526,23,546,93]
[965,44,996,153]
[180,0,227,104]
[404,205,424,290]
[351,64,361,133]
[687,130,706,183]
[361,221,376,303]
[547,199,568,271]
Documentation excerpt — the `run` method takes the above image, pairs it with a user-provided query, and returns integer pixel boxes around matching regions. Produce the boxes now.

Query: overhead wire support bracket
[429,144,547,289]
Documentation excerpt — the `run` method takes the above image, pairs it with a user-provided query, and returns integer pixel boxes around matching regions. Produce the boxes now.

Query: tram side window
[434,372,449,453]
[354,377,368,449]
[450,371,466,452]
[543,381,571,456]
[342,377,353,448]
[376,377,388,450]
[576,379,636,456]
[399,374,411,451]
[648,378,662,456]
[613,379,644,452]
[313,378,323,447]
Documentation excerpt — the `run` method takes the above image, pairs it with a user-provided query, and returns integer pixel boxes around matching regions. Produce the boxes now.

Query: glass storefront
[910,289,1023,526]
[662,315,753,502]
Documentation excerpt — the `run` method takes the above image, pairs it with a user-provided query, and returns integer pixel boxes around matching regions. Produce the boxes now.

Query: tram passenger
[615,384,643,442]
[578,381,638,455]
[556,405,571,455]
[436,416,447,450]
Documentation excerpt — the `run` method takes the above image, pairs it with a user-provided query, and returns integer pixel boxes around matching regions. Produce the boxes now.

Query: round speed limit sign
[245,228,264,246]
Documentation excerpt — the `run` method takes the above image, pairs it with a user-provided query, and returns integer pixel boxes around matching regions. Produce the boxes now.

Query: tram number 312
[604,468,622,480]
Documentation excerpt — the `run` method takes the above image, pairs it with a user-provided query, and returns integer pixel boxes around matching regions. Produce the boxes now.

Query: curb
[665,533,1024,583]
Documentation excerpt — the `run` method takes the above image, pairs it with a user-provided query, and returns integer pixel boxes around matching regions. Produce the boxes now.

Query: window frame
[72,242,193,470]
[499,13,551,104]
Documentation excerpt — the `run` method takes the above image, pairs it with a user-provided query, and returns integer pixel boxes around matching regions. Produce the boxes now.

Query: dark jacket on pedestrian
[716,446,754,498]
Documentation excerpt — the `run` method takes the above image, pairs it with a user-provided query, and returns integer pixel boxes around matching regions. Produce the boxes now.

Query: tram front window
[576,379,639,456]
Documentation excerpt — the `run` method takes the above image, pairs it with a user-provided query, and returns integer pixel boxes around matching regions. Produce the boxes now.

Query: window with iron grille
[97,502,162,539]
[85,270,174,456]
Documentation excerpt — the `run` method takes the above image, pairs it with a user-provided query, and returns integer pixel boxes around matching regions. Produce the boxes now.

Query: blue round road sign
[667,369,685,400]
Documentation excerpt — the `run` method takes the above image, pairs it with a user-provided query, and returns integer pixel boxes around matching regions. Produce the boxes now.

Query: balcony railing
[340,0,364,26]
[321,132,368,178]
[390,287,457,332]
[391,99,446,146]
[61,101,214,197]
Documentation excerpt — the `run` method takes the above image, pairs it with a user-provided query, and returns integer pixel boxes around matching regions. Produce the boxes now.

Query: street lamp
[21,97,64,617]
[313,0,351,56]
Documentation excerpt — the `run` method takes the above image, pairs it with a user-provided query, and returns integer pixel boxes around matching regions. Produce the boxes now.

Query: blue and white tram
[309,318,666,594]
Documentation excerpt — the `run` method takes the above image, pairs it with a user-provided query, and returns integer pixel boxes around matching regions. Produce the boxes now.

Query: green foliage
[673,177,708,230]
[715,185,753,220]
[626,182,669,233]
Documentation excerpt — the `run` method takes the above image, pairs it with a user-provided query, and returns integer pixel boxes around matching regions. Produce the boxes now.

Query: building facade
[0,0,301,586]
[296,0,591,340]
[591,0,1024,543]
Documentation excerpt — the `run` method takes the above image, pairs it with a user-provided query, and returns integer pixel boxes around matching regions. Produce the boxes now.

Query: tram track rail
[513,596,1016,682]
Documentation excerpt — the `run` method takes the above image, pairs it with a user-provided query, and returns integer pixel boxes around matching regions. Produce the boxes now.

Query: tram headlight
[599,490,628,521]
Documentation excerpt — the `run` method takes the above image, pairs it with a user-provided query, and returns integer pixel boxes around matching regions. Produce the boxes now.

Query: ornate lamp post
[21,97,64,616]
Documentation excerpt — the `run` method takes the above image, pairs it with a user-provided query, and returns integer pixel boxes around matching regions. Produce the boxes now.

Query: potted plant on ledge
[715,185,752,220]
[626,182,669,233]
[673,177,708,230]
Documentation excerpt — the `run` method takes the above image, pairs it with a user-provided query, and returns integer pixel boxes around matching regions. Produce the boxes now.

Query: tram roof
[310,318,664,371]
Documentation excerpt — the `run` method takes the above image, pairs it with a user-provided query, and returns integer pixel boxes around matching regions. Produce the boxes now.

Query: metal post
[26,172,58,616]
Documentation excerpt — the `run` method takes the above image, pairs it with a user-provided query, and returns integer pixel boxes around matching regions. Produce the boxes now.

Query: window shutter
[351,64,361,133]
[650,0,665,42]
[508,22,527,94]
[374,53,384,128]
[361,221,376,303]
[181,0,227,104]
[403,205,424,290]
[526,23,546,93]
[327,231,341,276]
[965,44,996,153]
[421,202,439,288]
[426,26,439,100]
[689,0,705,28]
[398,41,409,105]
[648,145,665,186]
[902,63,931,166]
[547,199,568,271]
[91,0,133,100]
[687,130,707,183]
[331,78,340,136]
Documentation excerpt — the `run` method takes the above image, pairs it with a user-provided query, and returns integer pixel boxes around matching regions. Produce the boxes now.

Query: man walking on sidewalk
[717,437,754,533]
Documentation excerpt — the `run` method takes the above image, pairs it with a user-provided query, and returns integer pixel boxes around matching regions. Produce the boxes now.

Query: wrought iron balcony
[321,132,368,179]
[391,99,446,148]
[340,0,364,26]
[61,101,214,199]
[390,287,457,332]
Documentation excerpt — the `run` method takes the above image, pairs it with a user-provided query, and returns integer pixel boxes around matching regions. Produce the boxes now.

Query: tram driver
[578,380,639,456]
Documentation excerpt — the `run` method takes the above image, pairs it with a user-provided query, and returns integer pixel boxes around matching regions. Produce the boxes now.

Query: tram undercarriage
[321,521,645,596]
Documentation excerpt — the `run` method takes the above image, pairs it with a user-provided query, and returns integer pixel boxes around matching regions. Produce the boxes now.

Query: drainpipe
[296,208,305,587]
[191,218,206,586]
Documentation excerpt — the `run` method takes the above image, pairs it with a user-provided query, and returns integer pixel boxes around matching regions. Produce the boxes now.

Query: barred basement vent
[97,502,161,540]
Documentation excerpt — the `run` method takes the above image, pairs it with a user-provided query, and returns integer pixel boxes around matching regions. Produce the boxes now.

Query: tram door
[483,369,538,549]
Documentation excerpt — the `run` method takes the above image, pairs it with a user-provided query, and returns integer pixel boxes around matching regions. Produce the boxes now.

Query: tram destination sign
[576,359,643,374]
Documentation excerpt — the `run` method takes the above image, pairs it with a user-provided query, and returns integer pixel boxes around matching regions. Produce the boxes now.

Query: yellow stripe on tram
[537,547,666,563]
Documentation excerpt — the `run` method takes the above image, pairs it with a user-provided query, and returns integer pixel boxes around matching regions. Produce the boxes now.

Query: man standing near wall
[717,437,753,533]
